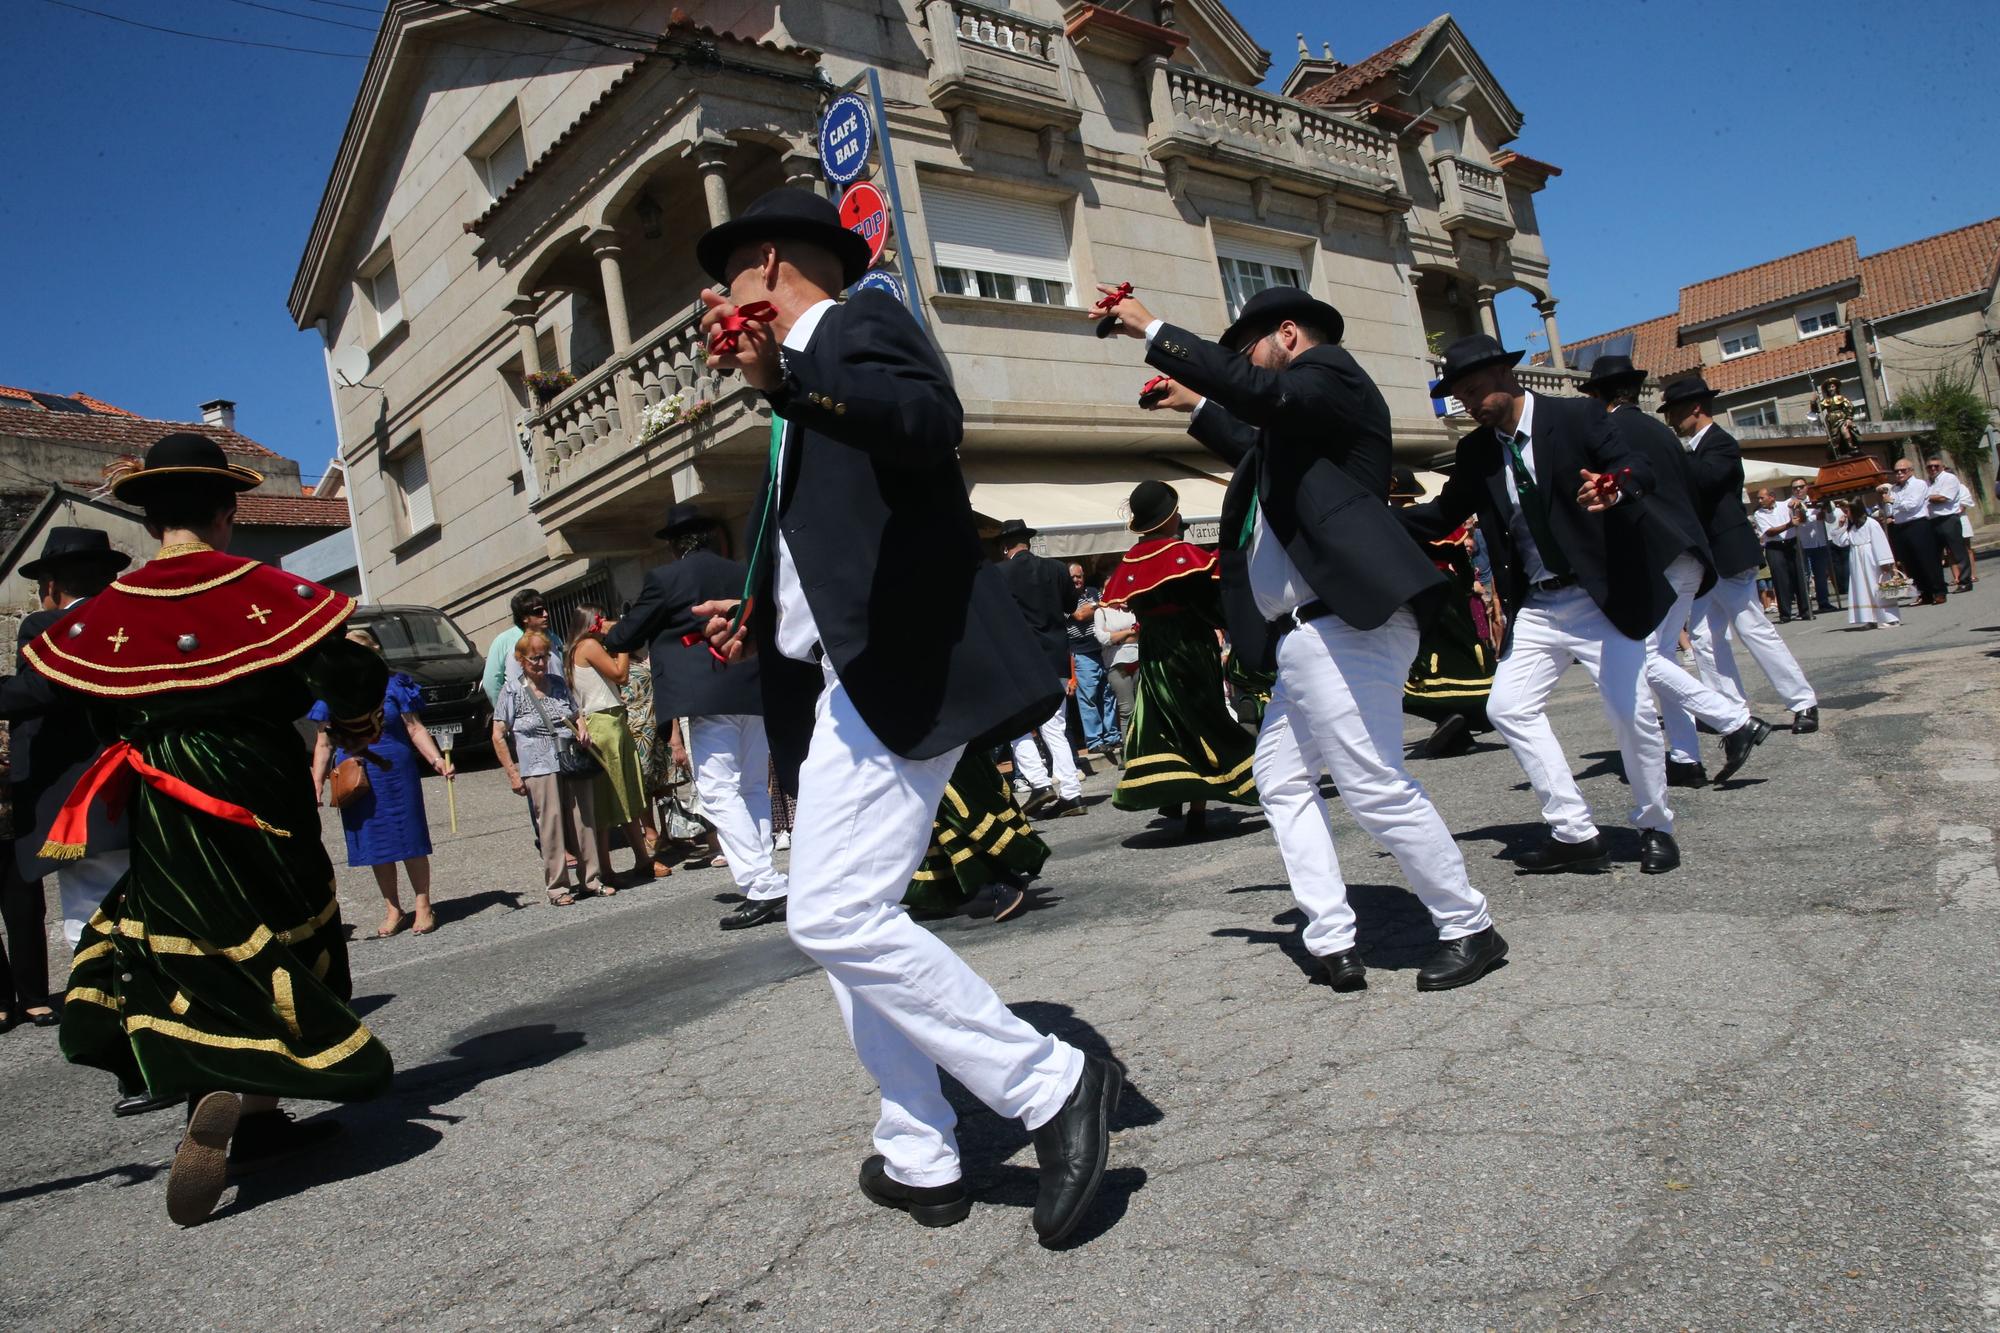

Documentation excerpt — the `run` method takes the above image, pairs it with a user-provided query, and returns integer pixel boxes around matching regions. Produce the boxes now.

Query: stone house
[289,1,1574,645]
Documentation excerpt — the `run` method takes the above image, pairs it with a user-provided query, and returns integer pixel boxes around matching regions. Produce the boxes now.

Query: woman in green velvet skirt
[20,435,394,1227]
[1102,483,1257,835]
[904,748,1049,920]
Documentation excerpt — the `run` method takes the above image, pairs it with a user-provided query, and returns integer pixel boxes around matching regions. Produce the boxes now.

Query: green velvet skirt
[1111,607,1257,811]
[904,750,1050,914]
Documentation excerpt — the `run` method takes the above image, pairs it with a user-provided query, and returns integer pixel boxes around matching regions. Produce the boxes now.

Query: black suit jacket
[4,600,119,878]
[1398,392,1671,642]
[608,549,762,720]
[1684,423,1761,578]
[1603,403,1715,600]
[743,290,1058,788]
[997,550,1078,679]
[1144,326,1447,672]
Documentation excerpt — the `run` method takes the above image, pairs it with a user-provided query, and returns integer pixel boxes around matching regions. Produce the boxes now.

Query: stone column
[694,134,733,225]
[507,295,553,485]
[782,148,823,197]
[1535,298,1565,370]
[507,295,543,376]
[588,229,638,440]
[1475,286,1499,339]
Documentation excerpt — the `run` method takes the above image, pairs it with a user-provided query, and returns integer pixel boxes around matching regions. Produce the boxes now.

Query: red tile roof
[233,493,351,529]
[1703,336,1854,394]
[1295,20,1442,107]
[0,384,140,415]
[1494,149,1561,179]
[1543,312,1699,379]
[70,393,138,416]
[0,408,282,461]
[1678,237,1859,329]
[1852,215,2000,321]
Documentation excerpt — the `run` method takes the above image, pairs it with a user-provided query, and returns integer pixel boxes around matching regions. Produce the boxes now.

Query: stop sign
[839,182,890,267]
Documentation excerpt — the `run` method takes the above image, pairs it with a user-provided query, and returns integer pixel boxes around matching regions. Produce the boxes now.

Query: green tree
[1890,368,1995,498]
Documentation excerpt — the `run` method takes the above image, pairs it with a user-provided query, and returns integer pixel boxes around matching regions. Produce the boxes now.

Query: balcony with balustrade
[922,0,1081,160]
[1142,60,1407,215]
[1432,155,1514,242]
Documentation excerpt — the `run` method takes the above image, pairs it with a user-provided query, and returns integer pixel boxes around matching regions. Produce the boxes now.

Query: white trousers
[58,851,128,946]
[1687,571,1818,714]
[689,714,785,901]
[1488,587,1672,842]
[1011,698,1081,800]
[1648,555,1753,766]
[1254,609,1492,958]
[790,661,1083,1187]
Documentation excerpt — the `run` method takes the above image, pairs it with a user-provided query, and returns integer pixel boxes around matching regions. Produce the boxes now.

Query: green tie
[728,411,787,636]
[1503,433,1572,578]
[1237,491,1259,551]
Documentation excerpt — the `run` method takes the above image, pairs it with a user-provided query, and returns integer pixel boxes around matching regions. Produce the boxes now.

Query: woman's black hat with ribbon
[1126,480,1180,534]
[109,432,264,507]
[696,186,874,289]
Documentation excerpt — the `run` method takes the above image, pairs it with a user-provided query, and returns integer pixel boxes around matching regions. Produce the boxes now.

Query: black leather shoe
[1665,759,1709,789]
[1792,706,1819,735]
[1639,829,1681,875]
[858,1154,971,1228]
[26,1007,60,1027]
[1021,787,1056,816]
[113,1090,182,1118]
[1044,795,1087,819]
[1715,717,1771,782]
[719,896,786,931]
[1319,948,1367,992]
[1416,927,1508,991]
[1422,713,1473,758]
[1515,834,1609,874]
[1029,1055,1122,1246]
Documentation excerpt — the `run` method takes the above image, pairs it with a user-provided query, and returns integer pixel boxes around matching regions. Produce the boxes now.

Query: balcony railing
[923,0,1079,136]
[1432,155,1513,239]
[1515,366,1594,397]
[1146,62,1400,199]
[530,299,740,494]
[1729,418,1932,442]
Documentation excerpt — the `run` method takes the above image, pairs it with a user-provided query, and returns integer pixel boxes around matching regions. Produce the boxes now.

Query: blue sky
[6,0,1997,478]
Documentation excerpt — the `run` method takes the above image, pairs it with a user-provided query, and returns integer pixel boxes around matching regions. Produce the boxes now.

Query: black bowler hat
[997,518,1038,544]
[1434,334,1525,397]
[19,526,131,582]
[1126,480,1180,534]
[1656,375,1719,414]
[1219,286,1346,353]
[695,186,874,289]
[654,501,714,540]
[1388,466,1423,500]
[108,432,264,507]
[1578,353,1645,394]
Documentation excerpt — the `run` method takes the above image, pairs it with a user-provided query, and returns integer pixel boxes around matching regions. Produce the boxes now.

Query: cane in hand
[436,727,458,834]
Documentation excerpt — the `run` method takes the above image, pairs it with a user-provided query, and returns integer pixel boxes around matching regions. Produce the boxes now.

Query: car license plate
[431,723,462,738]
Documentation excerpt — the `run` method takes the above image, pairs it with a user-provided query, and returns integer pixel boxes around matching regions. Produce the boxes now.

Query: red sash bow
[40,740,291,861]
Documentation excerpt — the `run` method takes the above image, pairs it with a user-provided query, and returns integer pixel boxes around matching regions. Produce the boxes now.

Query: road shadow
[349,992,395,1019]
[1818,690,1887,711]
[433,888,527,928]
[932,1001,1160,1249]
[1572,749,1628,784]
[1211,885,1438,981]
[0,1160,164,1206]
[1119,807,1264,850]
[1450,820,1562,864]
[216,1023,586,1219]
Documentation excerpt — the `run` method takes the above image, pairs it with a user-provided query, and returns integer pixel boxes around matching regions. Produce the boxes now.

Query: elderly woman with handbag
[311,628,453,938]
[491,630,607,905]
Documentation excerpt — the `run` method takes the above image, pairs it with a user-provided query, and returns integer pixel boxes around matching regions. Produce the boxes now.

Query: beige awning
[964,453,1233,558]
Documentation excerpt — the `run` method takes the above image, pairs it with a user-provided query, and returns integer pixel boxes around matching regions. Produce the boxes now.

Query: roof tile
[1703,336,1854,394]
[1852,216,2000,321]
[0,408,282,461]
[1295,20,1440,107]
[1545,312,1700,379]
[233,493,351,528]
[1678,237,1859,328]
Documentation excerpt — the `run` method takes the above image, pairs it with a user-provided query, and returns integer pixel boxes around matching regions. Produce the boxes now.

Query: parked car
[293,604,493,760]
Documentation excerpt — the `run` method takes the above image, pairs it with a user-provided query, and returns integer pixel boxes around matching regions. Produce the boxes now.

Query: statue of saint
[1810,375,1862,459]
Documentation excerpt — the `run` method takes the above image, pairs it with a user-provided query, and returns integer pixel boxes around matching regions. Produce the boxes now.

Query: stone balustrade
[1146,62,1399,200]
[1432,155,1513,239]
[944,0,1058,62]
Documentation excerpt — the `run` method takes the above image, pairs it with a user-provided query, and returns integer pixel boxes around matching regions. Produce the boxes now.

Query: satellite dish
[330,345,371,388]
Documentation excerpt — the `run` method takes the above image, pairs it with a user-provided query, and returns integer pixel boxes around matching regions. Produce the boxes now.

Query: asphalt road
[4,589,1999,1330]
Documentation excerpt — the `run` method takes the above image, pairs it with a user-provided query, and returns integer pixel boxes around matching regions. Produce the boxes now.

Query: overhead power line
[38,0,368,56]
[211,0,381,33]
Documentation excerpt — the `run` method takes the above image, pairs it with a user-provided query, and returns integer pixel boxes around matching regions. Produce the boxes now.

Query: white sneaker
[773,830,791,851]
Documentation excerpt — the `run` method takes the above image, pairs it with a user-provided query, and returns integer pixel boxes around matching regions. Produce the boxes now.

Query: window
[359,245,402,343]
[389,437,434,539]
[1718,323,1761,359]
[1796,302,1840,338]
[1216,235,1309,320]
[925,182,1073,307]
[468,105,528,202]
[1730,400,1779,429]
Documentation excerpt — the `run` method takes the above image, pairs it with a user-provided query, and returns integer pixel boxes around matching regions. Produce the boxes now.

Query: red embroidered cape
[23,549,356,697]
[1100,537,1218,609]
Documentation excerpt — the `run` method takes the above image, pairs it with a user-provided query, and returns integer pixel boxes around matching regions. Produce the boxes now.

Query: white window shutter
[399,448,434,532]
[925,184,1072,284]
[1216,233,1311,275]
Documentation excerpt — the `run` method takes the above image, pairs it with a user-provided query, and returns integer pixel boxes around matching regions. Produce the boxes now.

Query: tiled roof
[0,384,140,415]
[1678,237,1859,328]
[1545,312,1700,378]
[0,408,282,461]
[71,393,138,416]
[234,493,351,529]
[1703,336,1854,395]
[1494,149,1561,179]
[1295,19,1443,107]
[1852,215,2000,321]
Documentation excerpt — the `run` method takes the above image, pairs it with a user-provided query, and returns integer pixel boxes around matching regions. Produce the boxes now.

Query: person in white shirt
[1885,459,1948,605]
[1752,489,1812,622]
[1826,499,1900,627]
[1091,600,1139,762]
[1924,456,1975,593]
[1787,479,1839,612]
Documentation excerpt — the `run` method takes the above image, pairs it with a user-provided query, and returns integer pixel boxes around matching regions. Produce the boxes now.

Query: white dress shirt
[773,297,836,662]
[1682,422,1713,455]
[1497,392,1557,585]
[1752,505,1793,544]
[1928,468,1968,517]
[1791,499,1827,548]
[1888,476,1932,524]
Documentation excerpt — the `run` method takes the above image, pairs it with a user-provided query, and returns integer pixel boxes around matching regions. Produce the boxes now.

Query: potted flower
[525,370,576,407]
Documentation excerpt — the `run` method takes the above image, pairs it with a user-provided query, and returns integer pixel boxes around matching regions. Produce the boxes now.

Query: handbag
[329,755,370,808]
[524,685,598,777]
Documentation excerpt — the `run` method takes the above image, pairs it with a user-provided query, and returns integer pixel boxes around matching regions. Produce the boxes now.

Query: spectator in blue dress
[311,628,454,937]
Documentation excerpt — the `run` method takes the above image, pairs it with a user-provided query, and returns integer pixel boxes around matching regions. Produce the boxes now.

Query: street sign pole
[862,66,927,334]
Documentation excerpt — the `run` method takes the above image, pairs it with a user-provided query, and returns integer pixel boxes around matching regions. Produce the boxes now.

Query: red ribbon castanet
[707,301,779,357]
[1094,282,1133,338]
[1138,375,1170,407]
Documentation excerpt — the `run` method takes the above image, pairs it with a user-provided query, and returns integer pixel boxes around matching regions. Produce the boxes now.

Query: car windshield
[356,610,474,663]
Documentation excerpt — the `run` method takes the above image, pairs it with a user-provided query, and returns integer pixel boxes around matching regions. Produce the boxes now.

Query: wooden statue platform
[1810,454,1893,501]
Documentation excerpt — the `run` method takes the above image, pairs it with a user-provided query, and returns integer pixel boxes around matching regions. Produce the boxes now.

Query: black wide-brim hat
[1127,480,1180,534]
[696,186,873,289]
[19,525,131,581]
[997,517,1038,543]
[1220,286,1345,352]
[109,431,264,506]
[654,501,713,540]
[1578,353,1645,394]
[1434,334,1525,397]
[1655,375,1719,414]
[1388,466,1423,500]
